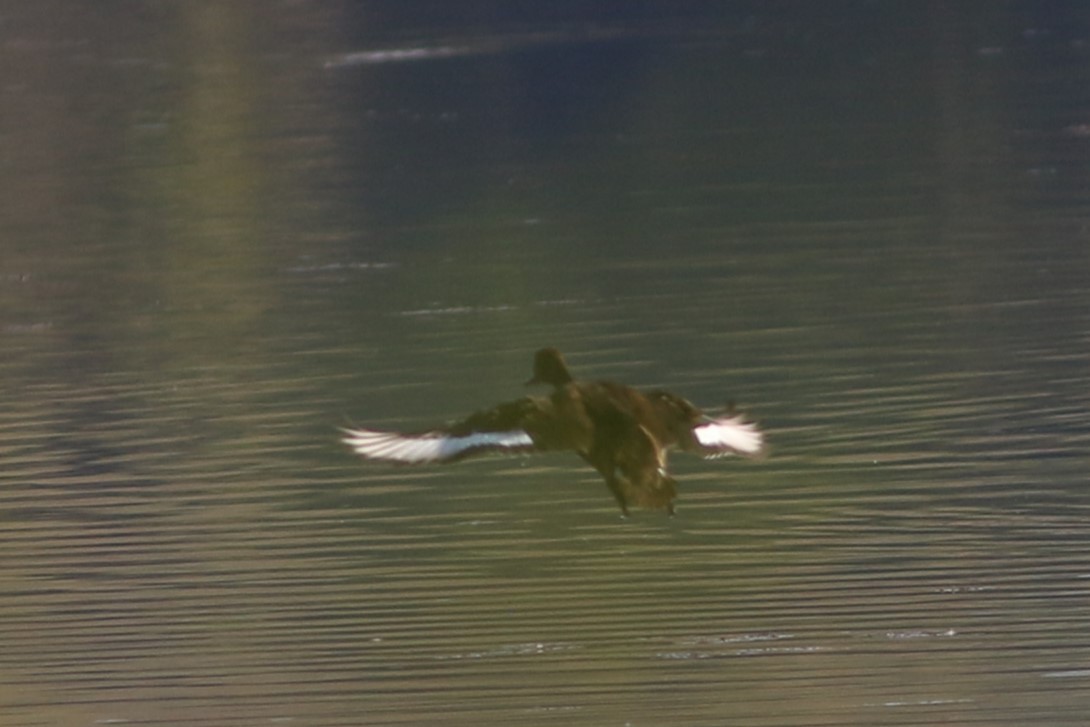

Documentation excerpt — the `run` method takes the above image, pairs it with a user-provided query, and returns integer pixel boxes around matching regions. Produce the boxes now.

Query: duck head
[526,347,574,387]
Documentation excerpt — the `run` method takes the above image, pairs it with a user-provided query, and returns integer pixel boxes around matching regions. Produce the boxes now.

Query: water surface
[2,3,1090,725]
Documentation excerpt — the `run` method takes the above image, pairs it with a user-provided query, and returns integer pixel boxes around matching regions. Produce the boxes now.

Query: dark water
[3,3,1090,725]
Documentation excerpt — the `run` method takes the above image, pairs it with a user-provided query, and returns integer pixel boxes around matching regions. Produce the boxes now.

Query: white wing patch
[341,427,534,464]
[693,415,764,457]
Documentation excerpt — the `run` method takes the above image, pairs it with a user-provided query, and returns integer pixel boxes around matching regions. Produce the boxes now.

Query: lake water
[3,3,1090,725]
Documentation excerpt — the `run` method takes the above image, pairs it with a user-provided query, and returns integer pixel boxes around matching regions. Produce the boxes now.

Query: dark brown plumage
[343,347,763,516]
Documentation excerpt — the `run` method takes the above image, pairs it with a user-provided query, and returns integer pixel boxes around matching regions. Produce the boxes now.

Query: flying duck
[342,347,764,516]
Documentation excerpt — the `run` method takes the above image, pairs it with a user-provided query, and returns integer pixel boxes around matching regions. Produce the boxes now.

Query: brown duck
[342,347,764,516]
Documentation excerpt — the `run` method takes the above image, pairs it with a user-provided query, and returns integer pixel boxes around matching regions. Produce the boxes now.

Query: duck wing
[341,427,535,464]
[692,413,765,458]
[342,396,547,464]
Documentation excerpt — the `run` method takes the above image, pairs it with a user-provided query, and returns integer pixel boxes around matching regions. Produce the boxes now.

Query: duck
[342,347,764,516]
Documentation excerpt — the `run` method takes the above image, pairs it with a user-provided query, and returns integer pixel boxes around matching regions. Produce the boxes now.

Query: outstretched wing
[342,396,548,464]
[341,427,535,464]
[692,414,764,458]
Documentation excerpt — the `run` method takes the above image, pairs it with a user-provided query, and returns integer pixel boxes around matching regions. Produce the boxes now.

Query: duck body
[343,348,763,516]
